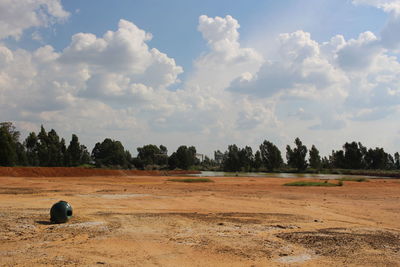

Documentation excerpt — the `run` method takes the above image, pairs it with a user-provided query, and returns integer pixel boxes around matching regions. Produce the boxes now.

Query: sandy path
[0,176,399,266]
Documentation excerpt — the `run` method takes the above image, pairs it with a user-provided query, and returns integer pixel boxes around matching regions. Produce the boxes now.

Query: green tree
[259,140,283,171]
[321,156,330,169]
[37,125,50,166]
[330,150,346,169]
[309,145,321,169]
[364,147,390,169]
[25,132,39,166]
[66,134,90,166]
[137,144,168,167]
[253,150,263,170]
[0,122,20,143]
[92,138,130,168]
[223,144,241,172]
[47,129,64,166]
[177,145,197,169]
[343,142,365,169]
[15,142,28,166]
[395,152,400,169]
[0,123,18,166]
[286,138,308,171]
[238,146,253,171]
[0,122,28,166]
[80,145,91,165]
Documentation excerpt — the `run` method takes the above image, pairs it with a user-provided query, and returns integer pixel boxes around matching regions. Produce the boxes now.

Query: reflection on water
[189,171,382,180]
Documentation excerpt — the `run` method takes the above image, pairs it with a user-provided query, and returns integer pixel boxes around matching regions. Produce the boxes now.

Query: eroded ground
[0,175,399,266]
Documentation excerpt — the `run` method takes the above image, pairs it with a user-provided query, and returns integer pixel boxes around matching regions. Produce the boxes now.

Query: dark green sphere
[50,200,73,223]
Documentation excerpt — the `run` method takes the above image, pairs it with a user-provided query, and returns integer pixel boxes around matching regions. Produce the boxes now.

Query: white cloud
[0,0,69,40]
[352,0,400,14]
[60,19,183,103]
[336,31,382,71]
[230,30,347,98]
[188,15,263,90]
[352,0,400,49]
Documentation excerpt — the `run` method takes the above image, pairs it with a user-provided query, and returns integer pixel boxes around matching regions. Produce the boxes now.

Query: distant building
[195,153,204,162]
[214,150,224,164]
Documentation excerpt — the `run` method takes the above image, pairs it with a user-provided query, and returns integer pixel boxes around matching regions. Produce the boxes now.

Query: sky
[1,0,400,158]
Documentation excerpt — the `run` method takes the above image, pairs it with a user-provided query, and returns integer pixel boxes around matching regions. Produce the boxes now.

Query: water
[189,171,383,180]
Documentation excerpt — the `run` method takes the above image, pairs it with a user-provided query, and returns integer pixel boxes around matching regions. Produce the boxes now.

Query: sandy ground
[0,175,399,266]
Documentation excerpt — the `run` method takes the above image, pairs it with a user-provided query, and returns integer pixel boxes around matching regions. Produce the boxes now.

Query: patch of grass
[167,178,214,183]
[283,181,340,187]
[338,177,368,182]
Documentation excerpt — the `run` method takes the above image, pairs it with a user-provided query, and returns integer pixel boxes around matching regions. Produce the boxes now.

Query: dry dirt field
[0,169,399,266]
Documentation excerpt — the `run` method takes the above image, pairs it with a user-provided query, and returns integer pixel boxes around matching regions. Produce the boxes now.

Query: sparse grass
[338,177,368,182]
[283,181,341,187]
[167,178,214,183]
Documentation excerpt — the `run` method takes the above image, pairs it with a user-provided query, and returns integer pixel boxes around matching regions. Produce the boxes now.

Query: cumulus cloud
[336,31,382,71]
[230,30,346,98]
[60,19,183,103]
[352,0,400,14]
[0,19,184,137]
[188,15,263,90]
[353,0,400,49]
[0,0,69,40]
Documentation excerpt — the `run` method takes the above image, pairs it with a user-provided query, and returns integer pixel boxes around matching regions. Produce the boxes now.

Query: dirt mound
[0,167,199,177]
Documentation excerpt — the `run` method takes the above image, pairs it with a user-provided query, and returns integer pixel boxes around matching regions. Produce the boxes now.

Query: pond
[188,171,385,180]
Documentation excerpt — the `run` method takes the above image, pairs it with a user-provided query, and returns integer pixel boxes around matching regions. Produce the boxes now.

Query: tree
[343,142,365,169]
[0,122,20,143]
[253,150,263,170]
[92,138,131,168]
[25,132,39,166]
[330,150,346,169]
[223,144,241,172]
[259,140,283,171]
[169,146,196,170]
[173,145,197,170]
[47,129,64,166]
[321,156,330,169]
[0,122,27,166]
[15,142,28,166]
[395,152,400,169]
[309,145,321,169]
[137,144,168,167]
[286,138,308,171]
[238,146,253,171]
[0,123,17,166]
[168,152,179,169]
[37,125,50,166]
[364,147,390,169]
[66,134,90,166]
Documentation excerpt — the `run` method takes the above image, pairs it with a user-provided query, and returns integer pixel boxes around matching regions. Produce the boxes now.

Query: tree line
[218,138,400,172]
[0,122,198,169]
[1,122,399,172]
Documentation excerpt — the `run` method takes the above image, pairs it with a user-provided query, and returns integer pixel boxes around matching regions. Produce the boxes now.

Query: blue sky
[1,0,400,157]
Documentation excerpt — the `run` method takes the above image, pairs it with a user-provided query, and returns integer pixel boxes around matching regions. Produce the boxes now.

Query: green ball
[50,200,73,223]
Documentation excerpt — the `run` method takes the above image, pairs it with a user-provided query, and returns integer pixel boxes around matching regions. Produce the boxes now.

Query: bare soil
[0,169,399,266]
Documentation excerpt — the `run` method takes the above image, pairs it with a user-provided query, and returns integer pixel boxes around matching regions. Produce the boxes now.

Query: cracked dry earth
[0,175,399,266]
